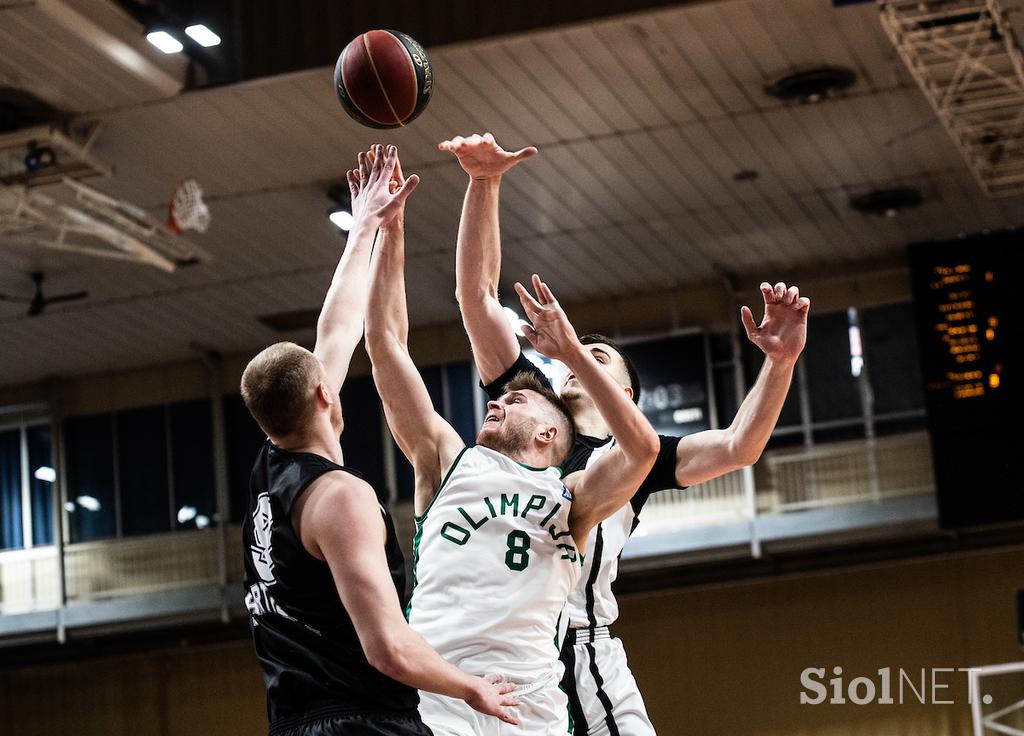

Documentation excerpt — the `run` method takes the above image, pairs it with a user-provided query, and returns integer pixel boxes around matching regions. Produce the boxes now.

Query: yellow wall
[5,544,1017,736]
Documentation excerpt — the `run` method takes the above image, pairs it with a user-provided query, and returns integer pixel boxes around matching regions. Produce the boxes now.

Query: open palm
[438,133,537,180]
[741,282,809,364]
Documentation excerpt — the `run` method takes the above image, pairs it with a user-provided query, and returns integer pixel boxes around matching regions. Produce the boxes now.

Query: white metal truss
[880,0,1024,196]
[0,177,211,273]
[970,662,1024,736]
[0,123,111,187]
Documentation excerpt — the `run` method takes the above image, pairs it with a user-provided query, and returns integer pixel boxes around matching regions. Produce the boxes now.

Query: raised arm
[673,281,809,486]
[293,473,518,724]
[513,276,659,544]
[441,133,537,384]
[314,144,418,392]
[363,157,464,515]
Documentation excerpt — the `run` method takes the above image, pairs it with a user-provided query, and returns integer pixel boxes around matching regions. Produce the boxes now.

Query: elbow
[728,433,763,468]
[630,429,660,466]
[454,283,495,309]
[366,638,411,682]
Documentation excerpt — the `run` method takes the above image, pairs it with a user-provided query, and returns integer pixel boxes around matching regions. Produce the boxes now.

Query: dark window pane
[875,415,927,436]
[65,414,116,542]
[861,302,926,416]
[743,340,803,428]
[803,310,862,422]
[813,424,866,444]
[28,425,53,546]
[117,407,170,536]
[710,332,733,363]
[340,375,386,502]
[170,399,216,530]
[712,366,738,430]
[0,429,22,550]
[445,362,477,444]
[224,394,267,522]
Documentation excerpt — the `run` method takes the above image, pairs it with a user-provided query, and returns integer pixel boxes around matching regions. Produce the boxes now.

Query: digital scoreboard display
[909,230,1022,529]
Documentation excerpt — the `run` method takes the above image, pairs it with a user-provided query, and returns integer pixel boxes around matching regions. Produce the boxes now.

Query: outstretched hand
[513,274,581,363]
[346,144,419,229]
[438,133,537,181]
[466,673,521,725]
[740,282,810,365]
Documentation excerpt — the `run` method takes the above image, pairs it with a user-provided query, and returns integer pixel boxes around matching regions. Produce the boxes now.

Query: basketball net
[168,179,211,234]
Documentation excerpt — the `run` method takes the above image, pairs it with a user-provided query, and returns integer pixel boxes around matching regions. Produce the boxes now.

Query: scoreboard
[909,230,1022,529]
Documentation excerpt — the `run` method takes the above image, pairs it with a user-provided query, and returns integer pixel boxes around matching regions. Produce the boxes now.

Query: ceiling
[1,0,1023,388]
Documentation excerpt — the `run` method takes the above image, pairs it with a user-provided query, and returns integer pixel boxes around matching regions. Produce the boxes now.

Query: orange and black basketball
[334,30,434,129]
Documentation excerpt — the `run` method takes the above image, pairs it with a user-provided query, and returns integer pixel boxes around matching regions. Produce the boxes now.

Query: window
[117,407,171,536]
[224,394,266,522]
[341,375,386,501]
[170,399,216,530]
[65,414,117,542]
[28,425,53,545]
[0,429,22,550]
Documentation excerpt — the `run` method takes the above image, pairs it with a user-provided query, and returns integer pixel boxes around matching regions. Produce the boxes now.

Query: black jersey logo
[250,492,276,584]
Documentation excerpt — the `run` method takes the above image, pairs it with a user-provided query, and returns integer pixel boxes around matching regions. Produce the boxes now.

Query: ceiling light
[34,466,56,483]
[502,306,530,337]
[765,66,857,104]
[146,31,183,54]
[177,505,198,524]
[195,514,211,529]
[329,209,354,231]
[76,495,101,512]
[185,24,221,47]
[849,187,924,217]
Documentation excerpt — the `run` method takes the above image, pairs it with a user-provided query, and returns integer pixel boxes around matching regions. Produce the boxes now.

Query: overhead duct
[880,0,1024,197]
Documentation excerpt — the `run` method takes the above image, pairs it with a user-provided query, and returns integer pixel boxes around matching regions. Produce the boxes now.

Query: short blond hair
[240,342,322,437]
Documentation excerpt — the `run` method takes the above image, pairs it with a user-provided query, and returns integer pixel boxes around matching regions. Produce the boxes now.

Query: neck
[272,427,344,465]
[508,444,556,469]
[569,396,610,439]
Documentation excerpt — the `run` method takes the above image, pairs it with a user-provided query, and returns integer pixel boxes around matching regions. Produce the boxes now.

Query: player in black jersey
[441,133,810,734]
[240,145,519,736]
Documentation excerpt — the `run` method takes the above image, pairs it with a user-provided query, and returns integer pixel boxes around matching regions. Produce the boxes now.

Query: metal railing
[0,433,936,619]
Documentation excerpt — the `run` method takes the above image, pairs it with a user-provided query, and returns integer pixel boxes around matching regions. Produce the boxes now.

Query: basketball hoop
[168,179,211,234]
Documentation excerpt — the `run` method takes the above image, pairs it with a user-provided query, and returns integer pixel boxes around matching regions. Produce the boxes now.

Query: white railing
[0,434,937,619]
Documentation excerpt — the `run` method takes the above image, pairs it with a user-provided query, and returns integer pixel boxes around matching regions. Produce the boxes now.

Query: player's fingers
[499,711,520,725]
[394,173,420,202]
[496,682,517,694]
[538,279,558,307]
[357,152,368,183]
[483,132,495,143]
[347,170,359,200]
[774,282,786,301]
[785,285,799,305]
[740,305,758,338]
[520,323,540,350]
[515,281,544,313]
[531,274,546,303]
[798,296,811,312]
[369,144,385,180]
[759,281,773,303]
[511,146,539,163]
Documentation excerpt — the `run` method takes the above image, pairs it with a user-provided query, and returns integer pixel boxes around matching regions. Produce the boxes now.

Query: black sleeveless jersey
[242,440,419,730]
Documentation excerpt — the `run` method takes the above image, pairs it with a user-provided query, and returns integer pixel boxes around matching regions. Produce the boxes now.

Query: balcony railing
[0,433,937,628]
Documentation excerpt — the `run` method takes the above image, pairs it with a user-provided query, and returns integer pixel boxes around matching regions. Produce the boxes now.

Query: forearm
[316,222,378,344]
[365,220,410,353]
[372,628,480,700]
[563,346,658,459]
[726,356,795,463]
[454,177,520,383]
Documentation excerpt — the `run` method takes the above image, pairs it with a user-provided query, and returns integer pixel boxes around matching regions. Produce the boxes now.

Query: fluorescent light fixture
[146,31,183,54]
[34,466,56,483]
[76,495,101,512]
[185,24,221,47]
[329,209,354,231]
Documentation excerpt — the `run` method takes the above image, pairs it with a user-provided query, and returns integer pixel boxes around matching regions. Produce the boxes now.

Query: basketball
[334,30,434,129]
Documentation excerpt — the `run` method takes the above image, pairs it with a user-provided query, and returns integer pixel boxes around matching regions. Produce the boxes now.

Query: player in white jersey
[443,132,811,734]
[363,157,660,736]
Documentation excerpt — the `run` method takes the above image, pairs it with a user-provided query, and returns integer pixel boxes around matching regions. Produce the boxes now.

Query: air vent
[765,66,857,103]
[849,187,924,217]
[258,308,319,333]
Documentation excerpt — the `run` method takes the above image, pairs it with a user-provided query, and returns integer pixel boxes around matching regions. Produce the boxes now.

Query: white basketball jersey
[566,439,635,629]
[407,445,582,679]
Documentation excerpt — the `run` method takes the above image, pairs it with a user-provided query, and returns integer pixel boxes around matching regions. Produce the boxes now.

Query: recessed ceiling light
[146,30,183,54]
[185,24,221,47]
[849,187,924,217]
[765,66,857,103]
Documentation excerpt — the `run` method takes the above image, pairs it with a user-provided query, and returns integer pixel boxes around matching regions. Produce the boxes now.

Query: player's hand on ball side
[740,281,810,366]
[347,144,419,228]
[438,132,537,181]
[466,673,520,725]
[514,274,582,363]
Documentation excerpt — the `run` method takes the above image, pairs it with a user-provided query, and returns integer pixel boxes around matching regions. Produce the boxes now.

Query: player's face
[560,344,631,404]
[477,389,549,454]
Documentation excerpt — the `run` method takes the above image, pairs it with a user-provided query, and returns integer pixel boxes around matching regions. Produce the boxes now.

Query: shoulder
[298,470,380,528]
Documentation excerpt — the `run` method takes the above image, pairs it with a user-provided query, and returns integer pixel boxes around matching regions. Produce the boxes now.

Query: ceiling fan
[0,272,88,316]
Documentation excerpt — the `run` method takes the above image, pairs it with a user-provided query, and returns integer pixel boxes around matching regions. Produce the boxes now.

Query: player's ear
[623,385,634,401]
[315,382,334,407]
[537,424,557,446]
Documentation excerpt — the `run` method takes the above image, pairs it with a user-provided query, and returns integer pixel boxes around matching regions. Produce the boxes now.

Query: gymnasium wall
[2,545,1020,736]
[0,265,910,417]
